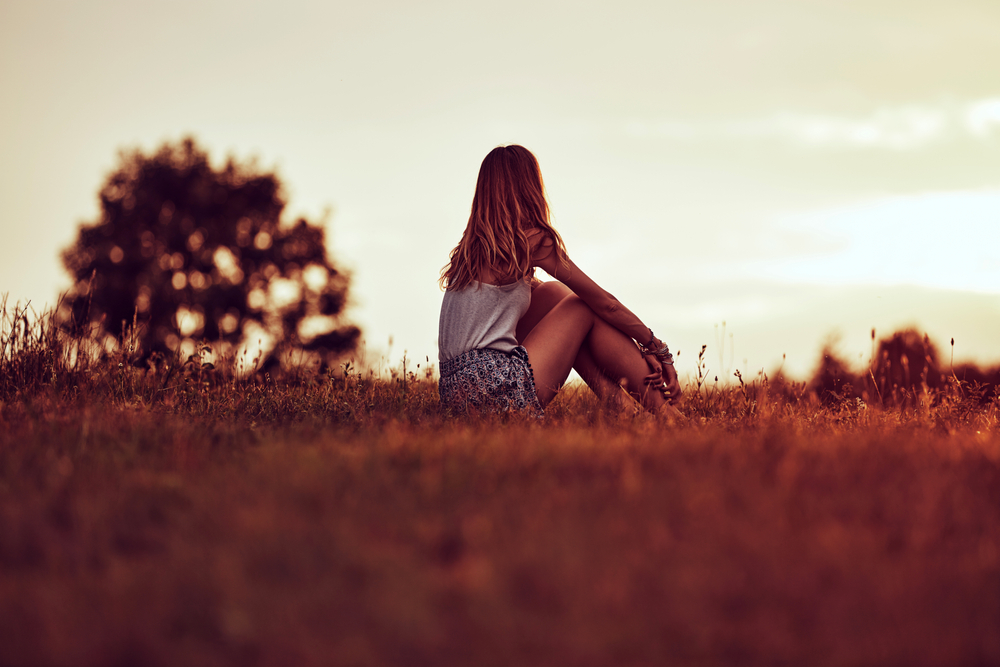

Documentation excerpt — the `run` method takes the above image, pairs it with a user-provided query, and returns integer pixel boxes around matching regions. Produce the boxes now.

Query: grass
[1,300,998,666]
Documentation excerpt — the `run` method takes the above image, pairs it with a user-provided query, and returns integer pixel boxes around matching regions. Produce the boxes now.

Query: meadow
[1,301,998,667]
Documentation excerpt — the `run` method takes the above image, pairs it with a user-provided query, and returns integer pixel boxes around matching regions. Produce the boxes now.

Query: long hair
[440,145,567,290]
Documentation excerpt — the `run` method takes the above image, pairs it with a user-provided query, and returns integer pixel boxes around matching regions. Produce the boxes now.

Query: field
[1,306,999,666]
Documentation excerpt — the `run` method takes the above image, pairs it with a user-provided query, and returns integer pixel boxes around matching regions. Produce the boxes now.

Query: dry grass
[1,300,998,666]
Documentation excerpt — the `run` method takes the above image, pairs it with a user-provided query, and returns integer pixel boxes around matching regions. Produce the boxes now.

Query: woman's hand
[660,362,681,405]
[639,335,682,404]
[642,352,663,387]
[641,337,681,402]
[642,353,681,405]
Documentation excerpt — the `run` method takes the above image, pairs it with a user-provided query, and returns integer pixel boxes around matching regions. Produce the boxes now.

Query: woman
[438,145,681,417]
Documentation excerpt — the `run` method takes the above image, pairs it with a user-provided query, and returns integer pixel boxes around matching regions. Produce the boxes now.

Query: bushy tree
[60,137,359,367]
[807,328,948,406]
[873,328,943,396]
[807,338,860,401]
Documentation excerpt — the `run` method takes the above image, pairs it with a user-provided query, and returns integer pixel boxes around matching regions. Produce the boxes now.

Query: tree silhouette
[872,328,943,399]
[807,337,860,402]
[60,137,359,368]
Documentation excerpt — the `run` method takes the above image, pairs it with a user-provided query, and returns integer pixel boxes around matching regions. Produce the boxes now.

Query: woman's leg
[520,286,666,410]
[515,281,573,342]
[572,345,631,406]
[518,283,623,404]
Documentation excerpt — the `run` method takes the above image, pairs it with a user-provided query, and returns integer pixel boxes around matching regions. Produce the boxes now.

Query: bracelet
[643,328,656,351]
[640,329,663,353]
[638,334,672,361]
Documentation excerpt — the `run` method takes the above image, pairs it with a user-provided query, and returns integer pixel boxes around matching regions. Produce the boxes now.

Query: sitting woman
[438,144,681,418]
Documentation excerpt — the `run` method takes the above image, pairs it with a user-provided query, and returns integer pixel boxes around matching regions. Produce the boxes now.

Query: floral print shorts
[439,346,544,418]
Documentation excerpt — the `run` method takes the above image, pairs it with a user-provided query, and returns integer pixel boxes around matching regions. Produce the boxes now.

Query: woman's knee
[517,281,575,342]
[533,280,572,305]
[555,293,596,325]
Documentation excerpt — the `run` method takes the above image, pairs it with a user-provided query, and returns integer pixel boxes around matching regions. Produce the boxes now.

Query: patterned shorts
[439,346,544,418]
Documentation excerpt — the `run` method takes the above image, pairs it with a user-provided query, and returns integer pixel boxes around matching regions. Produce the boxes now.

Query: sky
[2,0,999,380]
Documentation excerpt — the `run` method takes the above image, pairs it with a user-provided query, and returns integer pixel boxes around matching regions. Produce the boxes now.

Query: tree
[60,137,359,369]
[807,336,861,402]
[872,328,942,398]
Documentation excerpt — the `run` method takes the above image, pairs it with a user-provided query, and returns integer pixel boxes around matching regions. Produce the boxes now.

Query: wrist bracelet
[643,328,656,351]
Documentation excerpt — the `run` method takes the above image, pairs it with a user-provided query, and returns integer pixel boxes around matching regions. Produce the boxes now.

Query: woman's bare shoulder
[526,228,568,279]
[526,228,555,253]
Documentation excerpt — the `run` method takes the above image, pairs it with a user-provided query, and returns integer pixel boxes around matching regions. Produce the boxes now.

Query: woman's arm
[530,231,682,404]
[530,232,658,347]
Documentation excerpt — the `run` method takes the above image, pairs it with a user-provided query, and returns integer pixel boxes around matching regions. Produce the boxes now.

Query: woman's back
[438,279,531,362]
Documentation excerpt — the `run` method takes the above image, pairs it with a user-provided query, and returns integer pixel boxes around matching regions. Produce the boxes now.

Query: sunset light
[2,3,999,664]
[3,0,998,380]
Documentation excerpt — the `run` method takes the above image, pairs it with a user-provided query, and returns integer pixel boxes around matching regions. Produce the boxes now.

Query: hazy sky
[2,0,999,379]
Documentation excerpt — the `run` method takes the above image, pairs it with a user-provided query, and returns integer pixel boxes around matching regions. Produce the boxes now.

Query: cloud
[965,98,1000,136]
[626,98,1000,150]
[757,189,1000,293]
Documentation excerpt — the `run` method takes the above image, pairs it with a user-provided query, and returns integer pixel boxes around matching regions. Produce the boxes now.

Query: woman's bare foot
[614,384,643,416]
[655,401,686,423]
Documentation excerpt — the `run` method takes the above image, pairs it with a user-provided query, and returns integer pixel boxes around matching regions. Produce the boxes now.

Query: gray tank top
[438,280,531,362]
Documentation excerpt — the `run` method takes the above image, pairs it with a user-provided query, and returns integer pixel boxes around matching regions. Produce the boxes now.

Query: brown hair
[440,145,567,290]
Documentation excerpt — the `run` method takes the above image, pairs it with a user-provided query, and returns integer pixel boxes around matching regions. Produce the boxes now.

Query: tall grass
[4,297,998,430]
[1,300,998,666]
